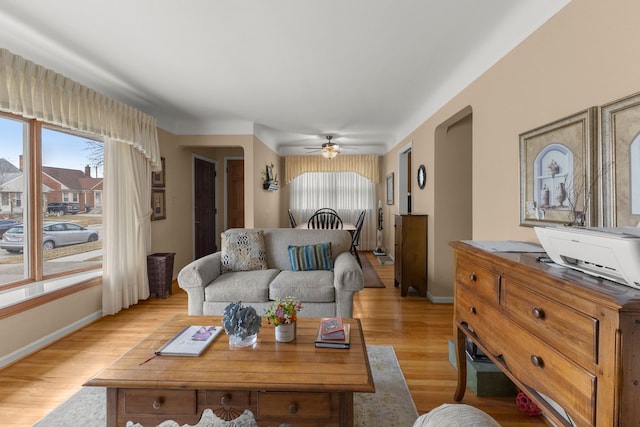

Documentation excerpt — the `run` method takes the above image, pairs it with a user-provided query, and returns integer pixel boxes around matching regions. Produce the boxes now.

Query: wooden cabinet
[451,241,640,427]
[394,215,427,297]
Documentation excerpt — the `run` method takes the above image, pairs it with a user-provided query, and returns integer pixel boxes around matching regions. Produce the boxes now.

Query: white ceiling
[0,1,569,155]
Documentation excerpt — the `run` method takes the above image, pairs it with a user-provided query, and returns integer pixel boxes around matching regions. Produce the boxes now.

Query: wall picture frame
[519,108,597,227]
[151,189,166,221]
[386,173,394,205]
[152,157,166,187]
[600,92,640,227]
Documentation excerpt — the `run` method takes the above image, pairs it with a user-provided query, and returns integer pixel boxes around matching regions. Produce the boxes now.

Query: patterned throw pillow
[221,230,268,273]
[288,242,333,271]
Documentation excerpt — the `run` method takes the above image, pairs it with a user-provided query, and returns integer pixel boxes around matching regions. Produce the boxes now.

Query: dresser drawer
[258,392,332,419]
[456,259,499,304]
[455,288,507,358]
[502,279,598,369]
[123,388,197,415]
[501,324,596,427]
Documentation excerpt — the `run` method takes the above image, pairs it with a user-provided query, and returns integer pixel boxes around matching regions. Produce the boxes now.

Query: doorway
[225,158,245,229]
[193,155,217,259]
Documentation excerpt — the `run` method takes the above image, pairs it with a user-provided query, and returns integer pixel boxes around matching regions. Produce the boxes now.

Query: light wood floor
[0,252,548,426]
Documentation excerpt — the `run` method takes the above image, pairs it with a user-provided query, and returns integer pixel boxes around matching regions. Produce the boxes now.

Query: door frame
[224,156,244,231]
[192,153,217,258]
[397,140,413,215]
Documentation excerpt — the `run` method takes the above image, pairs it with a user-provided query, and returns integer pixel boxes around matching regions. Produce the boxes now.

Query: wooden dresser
[451,241,640,426]
[394,214,427,296]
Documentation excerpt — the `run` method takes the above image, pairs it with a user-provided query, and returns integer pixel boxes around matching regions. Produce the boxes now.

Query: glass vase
[229,333,258,348]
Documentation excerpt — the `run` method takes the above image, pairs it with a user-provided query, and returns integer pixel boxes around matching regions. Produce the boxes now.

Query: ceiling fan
[304,135,352,159]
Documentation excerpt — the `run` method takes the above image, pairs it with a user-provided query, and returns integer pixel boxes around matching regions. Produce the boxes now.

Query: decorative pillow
[221,230,268,273]
[288,242,333,271]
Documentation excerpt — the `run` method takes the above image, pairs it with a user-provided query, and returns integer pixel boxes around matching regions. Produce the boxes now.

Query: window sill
[0,270,102,319]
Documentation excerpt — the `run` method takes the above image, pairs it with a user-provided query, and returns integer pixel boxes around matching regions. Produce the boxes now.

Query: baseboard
[427,292,453,304]
[0,310,102,369]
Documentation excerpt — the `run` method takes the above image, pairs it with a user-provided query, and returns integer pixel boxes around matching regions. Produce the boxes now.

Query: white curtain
[0,48,160,314]
[102,140,153,314]
[290,172,376,250]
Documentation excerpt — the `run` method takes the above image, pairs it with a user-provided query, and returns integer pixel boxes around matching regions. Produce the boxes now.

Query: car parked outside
[0,221,99,253]
[47,202,81,215]
[0,219,21,239]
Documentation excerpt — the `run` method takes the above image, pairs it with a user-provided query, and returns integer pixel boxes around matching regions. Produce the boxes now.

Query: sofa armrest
[177,252,222,315]
[178,252,222,289]
[333,251,364,292]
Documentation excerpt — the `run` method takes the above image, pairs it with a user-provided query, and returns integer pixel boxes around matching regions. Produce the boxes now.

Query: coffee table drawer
[258,392,331,418]
[124,388,197,415]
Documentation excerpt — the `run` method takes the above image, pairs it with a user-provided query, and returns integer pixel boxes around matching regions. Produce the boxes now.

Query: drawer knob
[152,398,164,410]
[469,273,477,282]
[288,403,298,414]
[530,355,544,368]
[221,394,232,406]
[469,306,477,315]
[532,307,545,319]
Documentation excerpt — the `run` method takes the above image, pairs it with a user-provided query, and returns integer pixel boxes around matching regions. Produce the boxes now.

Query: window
[290,172,375,249]
[0,114,104,288]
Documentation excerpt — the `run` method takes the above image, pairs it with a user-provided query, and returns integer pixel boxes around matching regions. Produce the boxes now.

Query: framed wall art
[152,157,166,187]
[519,108,597,227]
[600,92,640,227]
[151,189,166,221]
[386,173,394,205]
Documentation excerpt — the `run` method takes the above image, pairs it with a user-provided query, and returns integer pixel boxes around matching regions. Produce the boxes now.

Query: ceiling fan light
[321,147,338,159]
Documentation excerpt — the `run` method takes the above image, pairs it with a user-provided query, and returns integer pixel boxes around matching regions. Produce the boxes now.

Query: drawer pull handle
[530,355,544,368]
[288,403,298,414]
[152,398,163,410]
[469,306,476,315]
[221,394,232,406]
[532,307,545,319]
[469,273,477,282]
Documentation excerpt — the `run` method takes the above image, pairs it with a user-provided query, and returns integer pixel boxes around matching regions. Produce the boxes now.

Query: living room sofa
[177,228,364,318]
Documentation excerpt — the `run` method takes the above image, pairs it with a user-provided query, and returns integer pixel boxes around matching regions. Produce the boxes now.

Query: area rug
[35,345,418,427]
[361,253,385,288]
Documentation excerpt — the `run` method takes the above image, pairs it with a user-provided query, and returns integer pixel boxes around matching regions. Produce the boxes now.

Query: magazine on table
[155,325,223,356]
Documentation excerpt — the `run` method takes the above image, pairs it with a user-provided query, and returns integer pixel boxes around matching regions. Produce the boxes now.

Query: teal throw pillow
[288,242,333,271]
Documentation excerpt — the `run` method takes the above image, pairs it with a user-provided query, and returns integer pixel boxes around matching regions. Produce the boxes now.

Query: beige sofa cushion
[269,270,335,302]
[204,269,279,302]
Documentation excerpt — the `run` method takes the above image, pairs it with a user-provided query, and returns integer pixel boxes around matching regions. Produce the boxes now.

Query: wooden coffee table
[85,314,374,427]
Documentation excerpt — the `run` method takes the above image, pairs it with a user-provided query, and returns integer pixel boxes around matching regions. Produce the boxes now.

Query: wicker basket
[147,252,175,299]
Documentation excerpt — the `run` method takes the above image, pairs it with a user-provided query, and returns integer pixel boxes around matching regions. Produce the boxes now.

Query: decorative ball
[516,392,541,416]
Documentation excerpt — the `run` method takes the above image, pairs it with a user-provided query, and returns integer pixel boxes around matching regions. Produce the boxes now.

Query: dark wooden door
[194,157,216,258]
[226,159,244,228]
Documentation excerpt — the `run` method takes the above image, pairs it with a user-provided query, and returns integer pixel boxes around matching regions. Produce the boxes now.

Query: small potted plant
[222,301,262,347]
[263,296,303,342]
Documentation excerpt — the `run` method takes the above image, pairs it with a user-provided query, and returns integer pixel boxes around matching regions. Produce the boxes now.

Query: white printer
[534,225,640,289]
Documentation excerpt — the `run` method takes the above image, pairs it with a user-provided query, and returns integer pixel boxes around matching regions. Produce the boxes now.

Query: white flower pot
[275,322,296,342]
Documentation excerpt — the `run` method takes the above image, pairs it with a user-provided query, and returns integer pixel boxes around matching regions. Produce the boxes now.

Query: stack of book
[315,318,350,349]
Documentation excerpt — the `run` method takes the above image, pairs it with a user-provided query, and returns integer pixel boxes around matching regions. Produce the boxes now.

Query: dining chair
[350,210,366,267]
[314,208,339,215]
[288,209,297,228]
[307,210,343,229]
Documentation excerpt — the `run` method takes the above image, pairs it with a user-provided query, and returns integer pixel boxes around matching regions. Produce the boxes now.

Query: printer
[534,225,640,289]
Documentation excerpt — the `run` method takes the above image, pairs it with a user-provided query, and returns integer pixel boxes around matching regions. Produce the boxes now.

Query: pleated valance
[0,48,160,170]
[285,154,380,183]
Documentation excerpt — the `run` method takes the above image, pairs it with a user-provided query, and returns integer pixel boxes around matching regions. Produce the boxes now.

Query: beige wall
[381,0,640,299]
[6,0,638,363]
[150,131,283,275]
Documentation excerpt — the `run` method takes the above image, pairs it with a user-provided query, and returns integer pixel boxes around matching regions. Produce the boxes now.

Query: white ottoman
[413,404,501,427]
